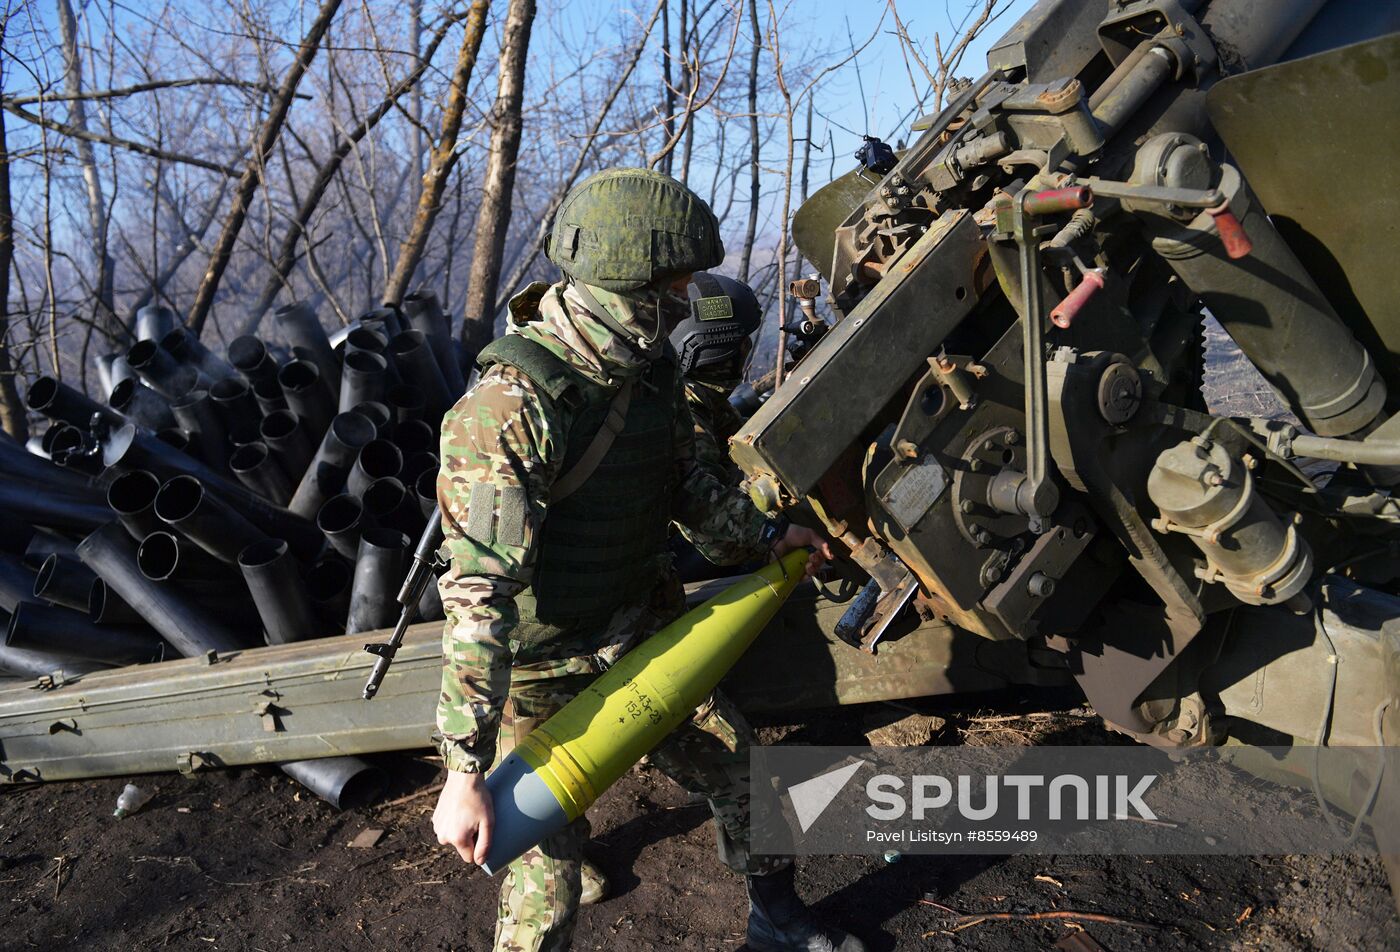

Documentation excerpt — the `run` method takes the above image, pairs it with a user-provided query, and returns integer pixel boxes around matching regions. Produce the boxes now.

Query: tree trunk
[409,0,425,191]
[0,49,29,443]
[55,0,116,334]
[659,0,674,176]
[383,0,490,307]
[489,0,664,316]
[187,0,344,337]
[459,0,534,363]
[738,0,761,283]
[677,0,693,183]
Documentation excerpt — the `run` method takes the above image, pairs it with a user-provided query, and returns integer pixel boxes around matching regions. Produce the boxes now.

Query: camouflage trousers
[491,676,789,952]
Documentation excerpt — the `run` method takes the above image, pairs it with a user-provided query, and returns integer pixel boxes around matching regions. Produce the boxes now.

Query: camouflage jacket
[434,280,771,772]
[683,377,745,486]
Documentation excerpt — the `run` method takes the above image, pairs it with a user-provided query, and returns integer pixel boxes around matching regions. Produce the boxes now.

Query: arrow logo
[787,760,865,833]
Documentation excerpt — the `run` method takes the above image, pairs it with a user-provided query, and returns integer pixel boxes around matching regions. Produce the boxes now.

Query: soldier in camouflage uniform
[672,271,763,486]
[670,273,765,580]
[430,168,865,952]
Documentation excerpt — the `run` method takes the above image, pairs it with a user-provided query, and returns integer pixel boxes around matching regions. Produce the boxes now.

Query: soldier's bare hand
[434,770,494,866]
[773,524,834,577]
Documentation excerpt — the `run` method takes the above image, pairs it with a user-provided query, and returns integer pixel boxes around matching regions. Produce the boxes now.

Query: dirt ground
[2,698,1396,952]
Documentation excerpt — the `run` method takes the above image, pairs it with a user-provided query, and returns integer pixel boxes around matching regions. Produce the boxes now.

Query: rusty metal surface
[0,581,1065,784]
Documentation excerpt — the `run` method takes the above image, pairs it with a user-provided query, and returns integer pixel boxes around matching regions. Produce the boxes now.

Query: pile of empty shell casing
[0,293,466,806]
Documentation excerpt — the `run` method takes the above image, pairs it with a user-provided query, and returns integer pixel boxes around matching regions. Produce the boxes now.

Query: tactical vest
[476,334,677,644]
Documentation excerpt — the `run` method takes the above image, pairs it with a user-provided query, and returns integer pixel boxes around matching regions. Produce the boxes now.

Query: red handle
[1050,270,1106,329]
[1208,202,1252,259]
[1023,186,1093,216]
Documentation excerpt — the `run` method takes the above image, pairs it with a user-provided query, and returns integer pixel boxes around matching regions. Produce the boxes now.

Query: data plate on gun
[884,456,948,532]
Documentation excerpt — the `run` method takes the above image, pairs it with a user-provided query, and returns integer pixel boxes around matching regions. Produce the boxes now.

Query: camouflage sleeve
[670,383,770,565]
[434,365,559,773]
[688,408,735,486]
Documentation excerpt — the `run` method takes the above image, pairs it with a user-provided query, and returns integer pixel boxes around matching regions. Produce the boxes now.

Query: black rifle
[362,504,443,699]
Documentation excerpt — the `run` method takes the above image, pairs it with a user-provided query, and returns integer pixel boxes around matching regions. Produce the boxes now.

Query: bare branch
[383,0,491,305]
[1,100,240,175]
[4,76,311,106]
[187,0,346,337]
[491,0,665,313]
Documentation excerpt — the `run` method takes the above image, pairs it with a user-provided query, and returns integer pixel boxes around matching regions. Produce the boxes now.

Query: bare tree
[460,0,534,360]
[239,11,465,335]
[490,0,665,314]
[0,0,889,405]
[647,7,741,172]
[765,2,885,385]
[738,0,760,283]
[383,0,490,306]
[187,0,345,336]
[0,11,27,442]
[55,0,116,335]
[1,99,240,176]
[888,0,1010,111]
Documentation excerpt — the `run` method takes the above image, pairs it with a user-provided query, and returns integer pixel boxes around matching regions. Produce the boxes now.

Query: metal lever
[1051,268,1106,329]
[1078,177,1252,259]
[1007,187,1075,528]
[1207,202,1252,259]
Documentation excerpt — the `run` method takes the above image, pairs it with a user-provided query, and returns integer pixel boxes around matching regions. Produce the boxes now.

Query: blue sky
[763,0,1035,154]
[539,0,1037,192]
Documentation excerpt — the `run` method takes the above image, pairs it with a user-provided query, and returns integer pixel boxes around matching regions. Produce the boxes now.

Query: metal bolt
[960,500,976,514]
[1027,572,1056,597]
[969,459,983,472]
[972,526,991,544]
[1004,431,1019,445]
[985,564,1003,583]
[748,476,782,514]
[983,439,997,452]
[895,439,919,459]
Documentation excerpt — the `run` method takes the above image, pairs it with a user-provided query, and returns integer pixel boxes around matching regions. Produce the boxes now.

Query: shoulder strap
[476,323,642,505]
[476,334,579,403]
[551,376,635,504]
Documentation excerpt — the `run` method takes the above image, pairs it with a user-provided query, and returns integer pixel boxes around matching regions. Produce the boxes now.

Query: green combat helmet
[547,168,724,292]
